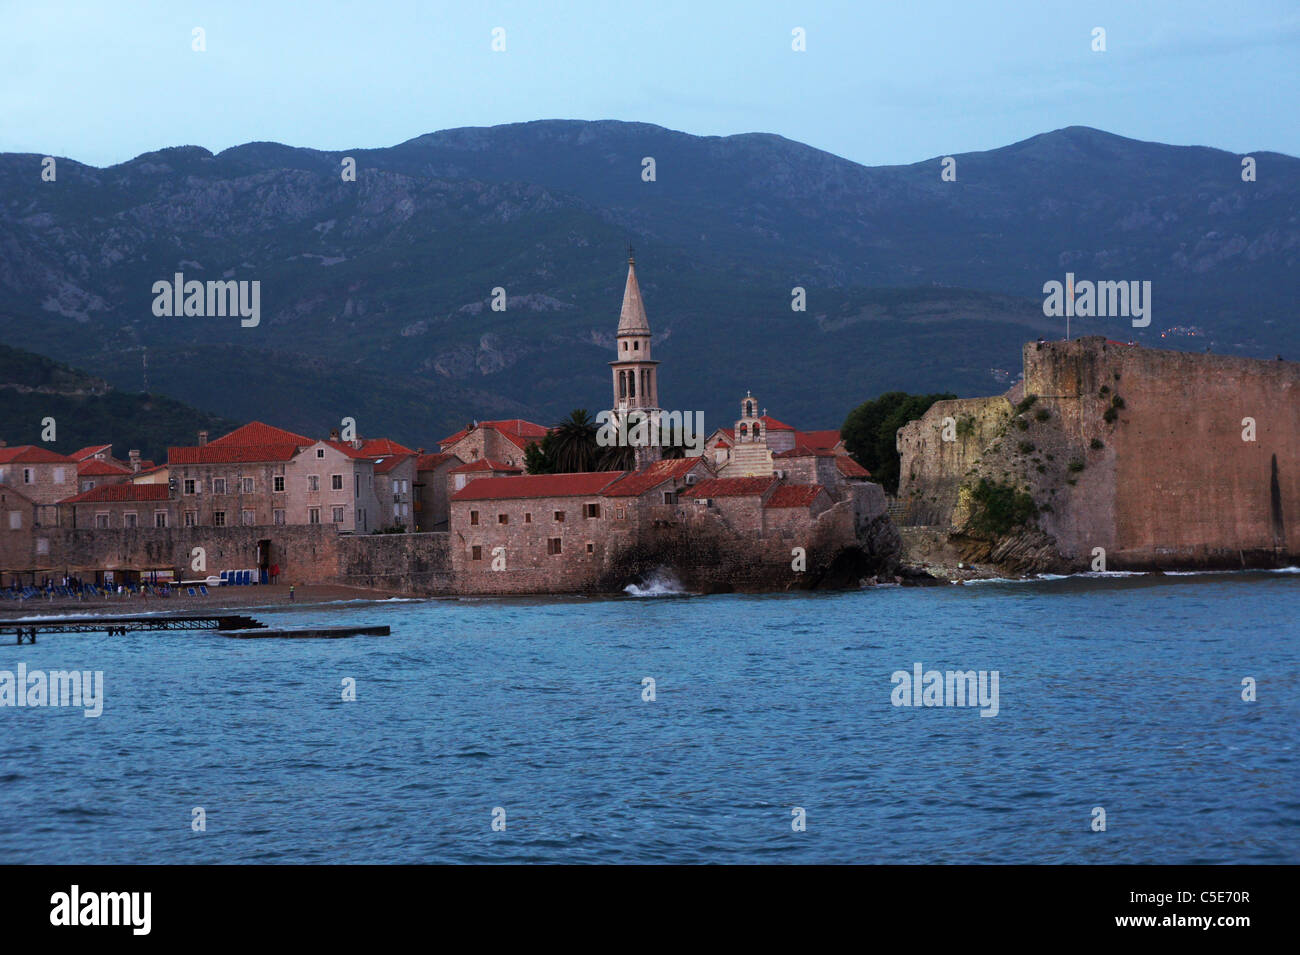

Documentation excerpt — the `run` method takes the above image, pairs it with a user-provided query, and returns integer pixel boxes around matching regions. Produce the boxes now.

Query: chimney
[129,449,141,472]
[198,430,209,446]
[329,428,340,442]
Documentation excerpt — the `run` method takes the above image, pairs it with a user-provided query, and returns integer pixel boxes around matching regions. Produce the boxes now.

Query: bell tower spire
[609,253,662,467]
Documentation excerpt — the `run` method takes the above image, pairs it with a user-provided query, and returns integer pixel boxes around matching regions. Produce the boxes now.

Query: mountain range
[0,121,1294,446]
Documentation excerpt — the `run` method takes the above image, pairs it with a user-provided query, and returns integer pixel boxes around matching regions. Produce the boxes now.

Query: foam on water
[623,569,689,597]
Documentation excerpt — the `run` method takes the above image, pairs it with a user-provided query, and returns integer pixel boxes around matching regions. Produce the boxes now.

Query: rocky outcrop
[896,338,1300,576]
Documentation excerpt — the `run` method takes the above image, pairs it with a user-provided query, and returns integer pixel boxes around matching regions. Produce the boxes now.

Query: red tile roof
[168,443,300,465]
[774,444,836,459]
[0,445,75,465]
[209,421,312,448]
[836,457,871,478]
[61,483,170,504]
[373,453,415,474]
[604,457,704,497]
[689,477,776,498]
[451,471,623,501]
[78,458,132,476]
[69,444,113,461]
[450,458,523,474]
[322,440,373,460]
[796,429,841,450]
[360,438,415,457]
[415,452,460,471]
[439,419,549,450]
[758,415,794,431]
[764,485,827,509]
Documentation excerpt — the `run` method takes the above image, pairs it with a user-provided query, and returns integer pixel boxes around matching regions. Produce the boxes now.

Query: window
[358,508,366,529]
[273,509,285,525]
[241,509,255,526]
[355,474,360,498]
[273,475,285,492]
[554,510,565,522]
[214,511,226,526]
[154,511,168,528]
[23,468,33,484]
[241,477,254,494]
[547,538,562,555]
[662,492,676,505]
[8,512,21,529]
[394,503,401,519]
[498,513,508,525]
[524,512,532,523]
[124,512,137,528]
[617,507,625,519]
[633,340,639,350]
[471,545,482,561]
[470,510,479,526]
[213,478,226,494]
[584,503,600,518]
[332,506,345,523]
[332,474,343,491]
[95,512,109,529]
[308,475,320,492]
[184,479,196,495]
[81,480,94,492]
[309,507,320,524]
[185,511,197,527]
[317,448,325,458]
[53,467,66,483]
[586,542,594,554]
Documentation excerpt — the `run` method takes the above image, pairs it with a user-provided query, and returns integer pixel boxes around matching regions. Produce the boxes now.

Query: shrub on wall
[966,478,1038,537]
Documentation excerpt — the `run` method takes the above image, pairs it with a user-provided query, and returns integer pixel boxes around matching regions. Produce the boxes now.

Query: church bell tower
[609,252,662,468]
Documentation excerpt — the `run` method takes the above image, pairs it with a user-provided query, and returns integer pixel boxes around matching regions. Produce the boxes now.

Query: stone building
[77,457,133,493]
[167,425,305,529]
[0,445,77,527]
[438,419,547,469]
[62,482,173,530]
[414,452,463,531]
[449,471,627,591]
[372,452,417,531]
[285,440,381,533]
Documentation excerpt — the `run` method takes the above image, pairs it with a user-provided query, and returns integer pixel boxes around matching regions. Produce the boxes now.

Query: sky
[2,0,1297,168]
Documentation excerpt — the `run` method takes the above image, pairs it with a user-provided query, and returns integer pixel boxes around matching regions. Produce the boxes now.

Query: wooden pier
[6,614,388,642]
[222,625,391,639]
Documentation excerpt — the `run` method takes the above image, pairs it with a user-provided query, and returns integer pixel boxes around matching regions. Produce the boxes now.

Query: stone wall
[335,532,453,594]
[896,338,1300,572]
[4,524,342,584]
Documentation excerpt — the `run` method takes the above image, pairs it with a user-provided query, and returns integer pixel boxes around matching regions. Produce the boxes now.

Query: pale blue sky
[2,0,1296,167]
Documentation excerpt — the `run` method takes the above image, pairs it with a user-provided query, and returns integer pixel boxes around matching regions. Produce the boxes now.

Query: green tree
[841,391,956,494]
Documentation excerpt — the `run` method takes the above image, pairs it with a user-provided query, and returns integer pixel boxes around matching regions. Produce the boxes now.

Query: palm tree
[549,409,600,473]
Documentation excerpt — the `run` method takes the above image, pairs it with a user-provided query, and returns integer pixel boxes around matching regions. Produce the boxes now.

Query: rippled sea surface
[2,571,1297,864]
